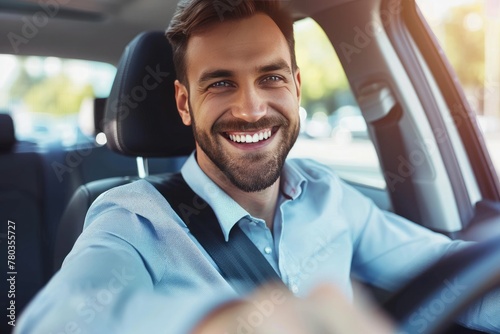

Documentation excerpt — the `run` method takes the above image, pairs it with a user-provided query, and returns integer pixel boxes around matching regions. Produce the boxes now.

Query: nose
[231,85,267,123]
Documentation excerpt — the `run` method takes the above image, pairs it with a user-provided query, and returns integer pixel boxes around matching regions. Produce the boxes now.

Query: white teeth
[227,130,273,144]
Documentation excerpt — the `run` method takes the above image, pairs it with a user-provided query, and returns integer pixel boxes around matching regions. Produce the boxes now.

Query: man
[15,0,498,333]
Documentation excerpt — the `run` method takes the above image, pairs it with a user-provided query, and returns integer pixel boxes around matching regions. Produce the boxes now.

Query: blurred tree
[441,3,485,92]
[7,57,95,116]
[295,19,352,115]
[22,73,94,116]
[8,58,42,101]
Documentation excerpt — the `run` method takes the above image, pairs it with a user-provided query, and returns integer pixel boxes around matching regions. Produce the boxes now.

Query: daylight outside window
[290,18,384,188]
[0,55,116,147]
[417,0,500,176]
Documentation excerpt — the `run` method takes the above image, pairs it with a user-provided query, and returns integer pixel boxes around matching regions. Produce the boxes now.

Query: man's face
[175,13,301,192]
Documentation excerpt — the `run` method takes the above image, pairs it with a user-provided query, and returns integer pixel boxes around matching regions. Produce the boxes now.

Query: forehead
[185,13,291,81]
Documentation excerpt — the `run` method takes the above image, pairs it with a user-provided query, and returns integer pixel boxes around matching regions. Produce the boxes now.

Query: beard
[190,108,299,193]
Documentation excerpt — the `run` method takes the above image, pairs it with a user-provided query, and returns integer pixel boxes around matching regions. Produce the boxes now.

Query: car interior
[1,0,500,333]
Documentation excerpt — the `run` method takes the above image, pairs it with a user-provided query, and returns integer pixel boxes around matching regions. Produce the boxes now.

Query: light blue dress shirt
[15,154,499,333]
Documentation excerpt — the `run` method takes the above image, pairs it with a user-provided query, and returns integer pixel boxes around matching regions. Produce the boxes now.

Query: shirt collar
[181,153,248,242]
[280,159,307,200]
[180,153,308,240]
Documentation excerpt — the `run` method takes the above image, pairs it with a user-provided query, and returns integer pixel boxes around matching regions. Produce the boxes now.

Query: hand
[193,283,394,334]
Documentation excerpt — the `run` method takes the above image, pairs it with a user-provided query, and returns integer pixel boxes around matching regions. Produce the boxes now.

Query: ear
[294,67,302,105]
[174,80,192,126]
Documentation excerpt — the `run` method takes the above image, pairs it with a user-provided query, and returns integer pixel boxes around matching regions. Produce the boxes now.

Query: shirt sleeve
[14,187,233,334]
[340,180,462,289]
[15,244,228,334]
[343,180,499,332]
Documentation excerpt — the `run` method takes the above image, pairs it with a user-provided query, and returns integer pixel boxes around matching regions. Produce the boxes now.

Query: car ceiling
[0,0,357,65]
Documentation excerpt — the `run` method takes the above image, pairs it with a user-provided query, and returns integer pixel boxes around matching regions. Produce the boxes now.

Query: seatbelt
[147,173,286,295]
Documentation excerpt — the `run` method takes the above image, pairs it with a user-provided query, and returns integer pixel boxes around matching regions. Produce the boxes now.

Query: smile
[226,128,273,144]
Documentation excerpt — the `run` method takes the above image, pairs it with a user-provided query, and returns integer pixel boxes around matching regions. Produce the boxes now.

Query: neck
[198,157,280,230]
[224,179,280,230]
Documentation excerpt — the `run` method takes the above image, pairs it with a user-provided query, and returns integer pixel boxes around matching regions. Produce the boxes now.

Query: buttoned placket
[237,216,280,276]
[272,192,303,295]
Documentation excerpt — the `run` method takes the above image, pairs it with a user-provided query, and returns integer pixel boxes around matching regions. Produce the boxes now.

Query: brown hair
[166,0,297,85]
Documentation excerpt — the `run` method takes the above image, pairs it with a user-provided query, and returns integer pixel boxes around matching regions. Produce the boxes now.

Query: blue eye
[210,81,232,88]
[262,76,284,83]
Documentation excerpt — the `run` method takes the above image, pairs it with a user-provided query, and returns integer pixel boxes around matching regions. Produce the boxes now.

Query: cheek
[264,90,300,118]
[191,101,220,130]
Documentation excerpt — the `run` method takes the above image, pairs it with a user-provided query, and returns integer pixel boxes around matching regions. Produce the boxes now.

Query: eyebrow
[258,59,292,75]
[198,69,235,86]
[197,59,292,86]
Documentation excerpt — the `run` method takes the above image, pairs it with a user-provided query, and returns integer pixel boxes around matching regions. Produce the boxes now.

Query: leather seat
[53,31,195,271]
[0,114,47,331]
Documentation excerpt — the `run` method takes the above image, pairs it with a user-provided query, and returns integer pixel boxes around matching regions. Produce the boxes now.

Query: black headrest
[104,31,195,157]
[78,97,107,137]
[0,113,16,152]
[93,98,107,134]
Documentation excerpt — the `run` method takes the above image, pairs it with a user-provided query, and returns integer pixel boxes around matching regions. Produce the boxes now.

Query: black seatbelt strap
[147,173,286,295]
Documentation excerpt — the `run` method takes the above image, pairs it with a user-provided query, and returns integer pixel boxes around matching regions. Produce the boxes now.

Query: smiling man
[163,0,497,332]
[172,9,301,226]
[14,0,499,333]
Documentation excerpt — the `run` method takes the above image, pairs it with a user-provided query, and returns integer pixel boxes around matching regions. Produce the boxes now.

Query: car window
[417,0,500,177]
[0,55,116,147]
[290,18,384,188]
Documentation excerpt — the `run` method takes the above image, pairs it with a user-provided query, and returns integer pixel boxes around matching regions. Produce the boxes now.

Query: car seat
[53,31,195,271]
[0,113,47,332]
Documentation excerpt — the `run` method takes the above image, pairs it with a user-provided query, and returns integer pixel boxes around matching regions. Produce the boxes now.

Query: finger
[305,283,395,334]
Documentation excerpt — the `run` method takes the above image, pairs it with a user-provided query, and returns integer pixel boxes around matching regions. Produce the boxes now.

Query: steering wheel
[383,235,500,334]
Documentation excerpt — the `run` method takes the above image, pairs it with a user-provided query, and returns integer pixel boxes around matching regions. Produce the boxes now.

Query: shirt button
[264,246,272,254]
[290,284,299,294]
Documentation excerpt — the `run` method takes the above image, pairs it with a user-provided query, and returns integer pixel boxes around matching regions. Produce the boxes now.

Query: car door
[295,0,500,240]
[395,0,500,239]
[295,1,500,331]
